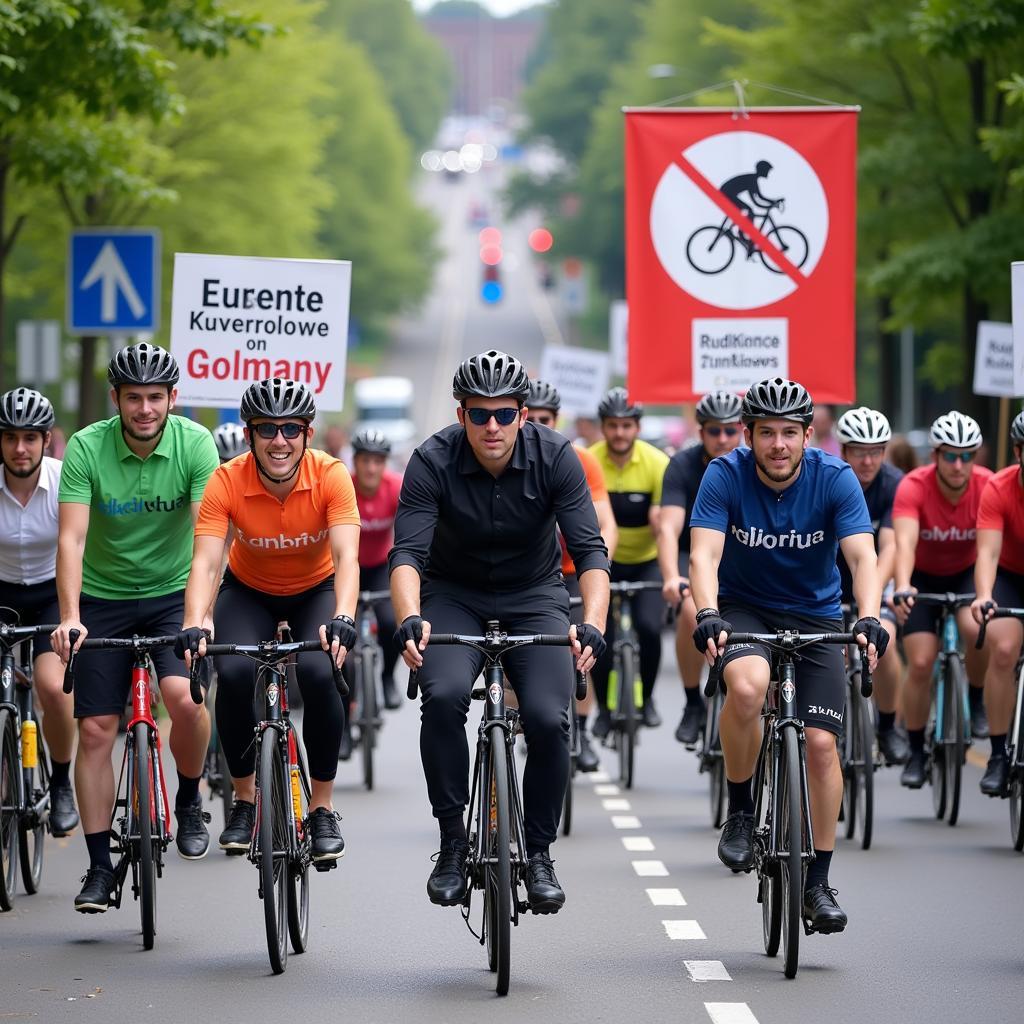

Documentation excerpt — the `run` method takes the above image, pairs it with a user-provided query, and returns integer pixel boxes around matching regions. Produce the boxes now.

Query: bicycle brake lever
[62,628,80,694]
[330,654,349,699]
[189,656,204,705]
[860,658,873,699]
[574,669,587,702]
[704,656,722,698]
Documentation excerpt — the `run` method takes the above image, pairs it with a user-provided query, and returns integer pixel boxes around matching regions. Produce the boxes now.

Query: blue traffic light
[481,280,503,304]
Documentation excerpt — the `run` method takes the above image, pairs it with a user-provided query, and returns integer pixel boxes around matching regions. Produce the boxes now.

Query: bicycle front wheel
[760,225,809,273]
[134,723,157,950]
[929,678,948,820]
[705,691,726,829]
[483,734,512,996]
[686,225,735,275]
[359,647,377,791]
[756,735,781,957]
[945,658,967,827]
[259,735,289,974]
[618,645,637,789]
[0,711,18,910]
[780,726,803,980]
[287,743,310,954]
[1010,686,1024,851]
[561,714,576,837]
[855,695,875,849]
[18,720,50,894]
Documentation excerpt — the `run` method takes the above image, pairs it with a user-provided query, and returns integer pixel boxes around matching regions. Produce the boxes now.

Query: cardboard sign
[973,320,1017,398]
[538,346,610,419]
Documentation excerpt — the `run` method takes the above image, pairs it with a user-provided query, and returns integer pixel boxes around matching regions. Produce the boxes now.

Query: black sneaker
[309,807,345,862]
[592,707,612,740]
[641,701,662,728]
[427,837,469,906]
[803,884,848,934]
[174,796,211,860]
[717,811,755,871]
[900,750,927,789]
[525,852,565,914]
[382,675,401,711]
[877,726,910,766]
[577,732,600,773]
[338,726,353,762]
[74,866,116,914]
[219,799,256,853]
[970,700,990,739]
[675,702,705,747]
[980,753,1009,797]
[49,781,80,837]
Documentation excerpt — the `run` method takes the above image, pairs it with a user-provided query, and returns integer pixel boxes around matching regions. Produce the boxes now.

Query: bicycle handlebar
[892,591,975,609]
[609,580,664,595]
[62,632,177,694]
[0,622,58,645]
[975,605,1024,649]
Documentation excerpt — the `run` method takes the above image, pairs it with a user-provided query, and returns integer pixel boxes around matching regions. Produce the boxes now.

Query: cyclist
[892,411,992,789]
[971,411,1024,796]
[525,378,618,772]
[657,390,744,746]
[177,378,360,865]
[0,388,78,835]
[720,159,782,256]
[52,343,219,913]
[835,406,908,765]
[389,349,609,914]
[689,377,886,933]
[590,386,669,733]
[212,421,247,463]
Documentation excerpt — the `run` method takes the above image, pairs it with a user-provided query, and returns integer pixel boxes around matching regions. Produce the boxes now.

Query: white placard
[691,318,788,393]
[1012,263,1024,396]
[170,253,351,411]
[538,346,610,419]
[973,320,1017,398]
[609,300,628,376]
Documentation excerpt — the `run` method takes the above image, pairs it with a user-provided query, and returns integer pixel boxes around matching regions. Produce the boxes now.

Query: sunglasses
[466,407,519,427]
[704,425,740,438]
[251,422,306,440]
[939,450,976,463]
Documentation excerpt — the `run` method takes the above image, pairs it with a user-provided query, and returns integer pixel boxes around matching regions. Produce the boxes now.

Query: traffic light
[481,263,502,304]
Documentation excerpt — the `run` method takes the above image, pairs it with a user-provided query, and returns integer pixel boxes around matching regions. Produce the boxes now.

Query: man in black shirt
[389,350,609,914]
[657,391,744,745]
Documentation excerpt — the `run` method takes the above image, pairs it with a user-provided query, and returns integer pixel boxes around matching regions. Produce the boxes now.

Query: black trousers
[418,578,572,850]
[342,562,399,696]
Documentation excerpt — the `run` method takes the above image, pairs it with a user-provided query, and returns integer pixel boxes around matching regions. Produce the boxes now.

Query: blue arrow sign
[67,229,160,335]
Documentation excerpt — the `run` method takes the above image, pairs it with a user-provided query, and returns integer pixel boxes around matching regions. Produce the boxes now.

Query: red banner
[624,108,858,404]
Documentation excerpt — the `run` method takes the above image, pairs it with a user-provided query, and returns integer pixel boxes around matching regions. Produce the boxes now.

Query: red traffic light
[528,228,553,253]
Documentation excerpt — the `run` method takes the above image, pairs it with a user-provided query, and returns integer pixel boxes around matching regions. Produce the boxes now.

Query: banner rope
[646,78,850,112]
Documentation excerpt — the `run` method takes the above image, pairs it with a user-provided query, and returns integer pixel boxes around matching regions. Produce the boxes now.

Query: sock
[526,842,549,860]
[991,734,1007,758]
[805,848,833,891]
[684,685,704,709]
[908,728,925,753]
[85,830,113,871]
[968,685,984,709]
[878,711,896,733]
[439,813,467,844]
[175,772,200,808]
[727,777,754,815]
[50,759,71,788]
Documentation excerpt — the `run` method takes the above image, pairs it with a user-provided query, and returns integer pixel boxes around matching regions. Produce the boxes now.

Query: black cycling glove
[692,608,732,656]
[326,617,357,653]
[574,622,607,662]
[852,616,889,659]
[394,615,425,655]
[174,627,210,661]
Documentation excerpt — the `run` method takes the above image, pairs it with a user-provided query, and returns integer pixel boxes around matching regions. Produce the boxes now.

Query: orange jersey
[562,444,609,575]
[194,449,360,595]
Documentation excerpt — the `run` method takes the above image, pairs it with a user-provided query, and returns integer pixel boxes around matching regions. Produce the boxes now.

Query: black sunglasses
[939,449,976,464]
[466,407,519,427]
[704,425,740,438]
[252,422,306,440]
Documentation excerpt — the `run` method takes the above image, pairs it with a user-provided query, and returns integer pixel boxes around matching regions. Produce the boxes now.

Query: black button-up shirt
[388,421,609,591]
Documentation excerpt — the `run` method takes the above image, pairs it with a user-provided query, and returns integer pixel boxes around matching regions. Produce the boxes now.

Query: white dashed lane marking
[631,860,669,877]
[704,1003,759,1024]
[611,815,641,829]
[663,920,707,940]
[685,962,732,983]
[622,836,655,852]
[594,784,621,796]
[647,888,686,906]
[602,798,631,811]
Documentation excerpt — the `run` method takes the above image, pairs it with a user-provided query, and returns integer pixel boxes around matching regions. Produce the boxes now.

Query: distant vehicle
[352,376,417,459]
[468,201,489,229]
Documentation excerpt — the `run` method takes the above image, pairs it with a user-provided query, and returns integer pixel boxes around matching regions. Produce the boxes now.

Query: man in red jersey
[972,411,1024,796]
[893,411,992,789]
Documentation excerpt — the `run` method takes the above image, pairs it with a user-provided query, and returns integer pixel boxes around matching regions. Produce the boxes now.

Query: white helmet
[213,422,247,462]
[929,411,982,450]
[835,407,892,445]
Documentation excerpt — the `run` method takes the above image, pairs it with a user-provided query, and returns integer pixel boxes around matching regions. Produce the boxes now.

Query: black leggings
[342,562,399,698]
[214,570,342,782]
[591,559,663,707]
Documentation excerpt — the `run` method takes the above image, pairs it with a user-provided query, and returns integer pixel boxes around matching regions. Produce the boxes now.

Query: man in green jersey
[51,343,219,913]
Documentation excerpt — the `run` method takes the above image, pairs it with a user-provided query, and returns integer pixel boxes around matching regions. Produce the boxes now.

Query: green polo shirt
[59,414,219,599]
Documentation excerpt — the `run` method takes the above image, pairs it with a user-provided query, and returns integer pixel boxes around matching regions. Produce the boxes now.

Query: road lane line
[589,770,611,783]
[647,888,686,906]
[622,836,655,852]
[685,962,732,982]
[594,784,621,796]
[705,1003,759,1024]
[662,920,706,940]
[602,798,631,811]
[632,860,668,877]
[611,815,641,829]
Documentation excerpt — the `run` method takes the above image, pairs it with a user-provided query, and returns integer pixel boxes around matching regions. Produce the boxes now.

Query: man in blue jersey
[688,378,887,934]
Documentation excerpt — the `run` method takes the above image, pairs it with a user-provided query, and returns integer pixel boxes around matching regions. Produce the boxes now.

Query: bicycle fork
[771,663,815,865]
[0,649,26,818]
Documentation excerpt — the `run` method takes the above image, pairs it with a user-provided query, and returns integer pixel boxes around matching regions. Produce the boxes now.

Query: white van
[353,376,416,458]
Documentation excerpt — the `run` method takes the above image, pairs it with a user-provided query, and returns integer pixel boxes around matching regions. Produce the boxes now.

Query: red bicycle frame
[125,661,172,842]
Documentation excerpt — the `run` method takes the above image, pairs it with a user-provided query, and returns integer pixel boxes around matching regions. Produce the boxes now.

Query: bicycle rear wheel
[1010,688,1024,851]
[780,726,803,980]
[705,692,726,829]
[134,723,157,950]
[945,658,967,827]
[755,734,781,957]
[855,695,875,850]
[840,684,857,840]
[18,720,50,894]
[929,680,948,820]
[618,646,637,789]
[259,735,289,974]
[483,734,512,996]
[0,711,18,910]
[359,647,377,791]
[561,714,577,837]
[286,746,310,954]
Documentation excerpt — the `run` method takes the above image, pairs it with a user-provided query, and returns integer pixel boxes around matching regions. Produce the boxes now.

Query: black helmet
[212,422,247,462]
[527,379,561,412]
[1012,411,1024,445]
[352,429,392,456]
[696,390,742,424]
[0,388,55,431]
[597,386,642,420]
[240,378,316,423]
[756,159,773,175]
[452,349,530,402]
[741,377,814,425]
[107,342,179,387]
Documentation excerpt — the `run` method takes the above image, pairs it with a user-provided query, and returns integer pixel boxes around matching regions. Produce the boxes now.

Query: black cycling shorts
[902,568,975,637]
[992,566,1024,611]
[0,577,60,630]
[719,602,846,736]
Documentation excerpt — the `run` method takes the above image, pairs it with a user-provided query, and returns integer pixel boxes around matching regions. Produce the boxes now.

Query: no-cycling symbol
[650,131,829,311]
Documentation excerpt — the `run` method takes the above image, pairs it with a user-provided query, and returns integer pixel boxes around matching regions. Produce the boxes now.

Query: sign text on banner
[973,320,1018,398]
[538,346,610,420]
[1011,263,1024,397]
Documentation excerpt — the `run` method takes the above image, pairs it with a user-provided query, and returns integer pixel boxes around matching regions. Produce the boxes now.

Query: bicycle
[190,636,347,975]
[202,673,233,828]
[712,628,871,979]
[698,665,726,829]
[894,591,974,826]
[685,202,809,276]
[62,632,178,950]
[839,606,876,850]
[0,620,59,910]
[561,594,585,838]
[348,589,391,791]
[407,621,584,997]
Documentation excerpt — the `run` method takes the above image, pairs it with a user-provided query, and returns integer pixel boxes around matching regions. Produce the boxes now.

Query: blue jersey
[690,446,873,617]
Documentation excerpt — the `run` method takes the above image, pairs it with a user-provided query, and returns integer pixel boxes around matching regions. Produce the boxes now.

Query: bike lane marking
[622,836,655,851]
[647,887,687,906]
[674,154,807,287]
[611,814,641,828]
[632,859,669,876]
[663,920,707,940]
[705,1003,761,1024]
[686,961,732,982]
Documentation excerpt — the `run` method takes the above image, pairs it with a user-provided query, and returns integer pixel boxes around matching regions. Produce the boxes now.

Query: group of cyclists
[2,339,1019,947]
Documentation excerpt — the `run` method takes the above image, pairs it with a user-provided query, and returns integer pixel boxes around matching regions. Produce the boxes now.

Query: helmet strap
[250,432,307,486]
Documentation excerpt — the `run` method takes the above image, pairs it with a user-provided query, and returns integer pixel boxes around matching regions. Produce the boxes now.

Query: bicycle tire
[929,671,948,820]
[686,224,735,275]
[18,719,49,894]
[759,225,810,274]
[286,744,310,954]
[705,692,726,829]
[756,738,781,957]
[259,735,289,974]
[360,646,377,791]
[562,713,576,837]
[945,658,967,827]
[135,723,157,950]
[840,682,857,840]
[0,711,18,910]
[619,645,637,790]
[856,694,875,850]
[1011,684,1024,851]
[483,734,512,996]
[780,726,803,979]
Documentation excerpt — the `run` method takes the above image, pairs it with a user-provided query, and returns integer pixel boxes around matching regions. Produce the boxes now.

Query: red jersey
[355,469,402,568]
[892,463,993,576]
[977,466,1024,575]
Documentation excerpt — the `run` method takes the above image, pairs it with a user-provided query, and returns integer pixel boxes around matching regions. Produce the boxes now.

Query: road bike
[714,629,870,979]
[191,636,347,974]
[62,632,178,950]
[348,589,391,791]
[698,665,726,829]
[685,201,809,276]
[561,594,585,838]
[408,622,583,996]
[839,606,876,850]
[0,621,59,910]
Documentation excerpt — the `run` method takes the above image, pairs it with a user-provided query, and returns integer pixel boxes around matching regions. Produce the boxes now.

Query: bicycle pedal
[313,859,338,873]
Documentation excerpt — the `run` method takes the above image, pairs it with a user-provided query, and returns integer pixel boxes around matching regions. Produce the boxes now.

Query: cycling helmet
[239,378,316,423]
[0,388,55,431]
[696,390,742,424]
[452,349,530,402]
[107,342,179,387]
[212,422,247,462]
[741,377,814,425]
[756,160,773,175]
[527,379,561,412]
[1011,411,1024,445]
[597,386,642,420]
[835,407,892,445]
[352,429,392,456]
[929,411,982,450]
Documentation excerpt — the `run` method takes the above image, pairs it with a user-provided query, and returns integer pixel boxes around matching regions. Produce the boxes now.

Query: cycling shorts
[992,567,1024,611]
[0,577,60,630]
[902,568,975,637]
